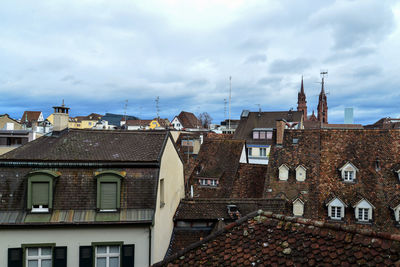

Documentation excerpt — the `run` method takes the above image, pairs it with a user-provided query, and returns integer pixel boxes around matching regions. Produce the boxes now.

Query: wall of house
[0,146,17,155]
[152,136,185,264]
[0,116,23,130]
[0,225,150,267]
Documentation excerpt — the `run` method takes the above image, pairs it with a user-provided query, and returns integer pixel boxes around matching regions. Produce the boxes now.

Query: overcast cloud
[0,0,399,124]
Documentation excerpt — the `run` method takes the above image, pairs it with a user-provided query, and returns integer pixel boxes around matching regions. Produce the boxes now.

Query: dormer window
[353,199,374,222]
[295,165,307,181]
[278,164,289,181]
[391,203,400,223]
[95,171,125,212]
[353,199,374,223]
[326,197,347,220]
[27,170,61,213]
[198,178,218,187]
[252,128,273,140]
[292,198,304,217]
[339,162,359,182]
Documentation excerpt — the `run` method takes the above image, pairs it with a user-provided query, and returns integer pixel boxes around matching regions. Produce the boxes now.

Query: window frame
[330,206,342,220]
[27,171,60,213]
[358,208,369,222]
[92,242,123,267]
[95,171,124,212]
[22,243,55,267]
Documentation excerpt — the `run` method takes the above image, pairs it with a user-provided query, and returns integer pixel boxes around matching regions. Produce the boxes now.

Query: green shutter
[100,182,117,210]
[32,182,49,206]
[8,248,23,267]
[53,247,67,267]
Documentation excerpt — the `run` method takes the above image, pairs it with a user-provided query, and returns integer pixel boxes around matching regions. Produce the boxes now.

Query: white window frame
[95,245,120,267]
[260,148,267,157]
[253,131,259,139]
[199,179,207,186]
[358,208,369,222]
[210,179,218,186]
[344,171,354,181]
[31,205,49,213]
[330,206,342,220]
[26,247,52,267]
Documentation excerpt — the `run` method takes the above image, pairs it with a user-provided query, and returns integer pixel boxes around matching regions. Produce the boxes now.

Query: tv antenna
[155,96,160,119]
[124,99,128,129]
[228,76,232,130]
[224,98,227,119]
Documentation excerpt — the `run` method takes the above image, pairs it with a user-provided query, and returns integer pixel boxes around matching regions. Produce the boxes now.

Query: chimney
[276,120,285,145]
[52,100,70,132]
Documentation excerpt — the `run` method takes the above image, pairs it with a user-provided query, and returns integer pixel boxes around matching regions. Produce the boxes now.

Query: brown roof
[233,110,303,142]
[154,211,400,266]
[188,139,244,198]
[364,117,400,129]
[0,129,168,162]
[126,120,152,127]
[176,111,201,129]
[231,164,268,198]
[264,129,400,232]
[174,198,287,221]
[21,111,42,122]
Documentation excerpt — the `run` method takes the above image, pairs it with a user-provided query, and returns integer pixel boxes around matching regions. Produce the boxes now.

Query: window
[278,165,289,181]
[259,131,266,139]
[358,208,369,222]
[27,171,60,213]
[331,206,342,220]
[344,171,354,181]
[292,199,304,217]
[253,131,259,139]
[260,148,267,157]
[248,148,252,156]
[198,178,218,187]
[160,179,165,208]
[89,122,92,126]
[210,179,218,186]
[296,165,307,182]
[266,132,273,139]
[96,171,123,212]
[96,245,120,267]
[26,247,52,267]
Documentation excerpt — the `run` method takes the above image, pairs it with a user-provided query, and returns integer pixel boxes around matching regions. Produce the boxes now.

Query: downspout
[149,226,152,266]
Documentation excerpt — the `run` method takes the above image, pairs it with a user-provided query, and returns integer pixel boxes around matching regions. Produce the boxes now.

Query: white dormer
[292,198,304,217]
[392,203,400,223]
[326,197,347,220]
[353,199,375,222]
[295,165,307,182]
[339,162,359,182]
[278,164,289,181]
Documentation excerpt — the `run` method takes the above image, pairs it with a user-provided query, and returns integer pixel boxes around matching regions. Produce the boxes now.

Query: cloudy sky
[1,0,399,124]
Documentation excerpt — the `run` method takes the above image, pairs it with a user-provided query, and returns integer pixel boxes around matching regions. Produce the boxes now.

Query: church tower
[297,76,307,121]
[317,76,328,124]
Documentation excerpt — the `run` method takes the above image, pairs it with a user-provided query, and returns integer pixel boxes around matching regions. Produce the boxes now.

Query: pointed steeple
[297,76,307,121]
[317,76,328,124]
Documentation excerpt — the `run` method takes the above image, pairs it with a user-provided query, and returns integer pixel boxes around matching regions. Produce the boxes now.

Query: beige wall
[0,116,22,130]
[1,225,150,267]
[152,135,185,264]
[0,146,18,155]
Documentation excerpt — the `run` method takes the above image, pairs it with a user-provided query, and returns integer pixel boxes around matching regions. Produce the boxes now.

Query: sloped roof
[101,113,138,126]
[0,129,168,162]
[126,120,152,127]
[154,211,400,266]
[174,199,287,221]
[364,117,400,129]
[233,110,303,141]
[231,164,268,198]
[176,111,201,129]
[21,111,42,122]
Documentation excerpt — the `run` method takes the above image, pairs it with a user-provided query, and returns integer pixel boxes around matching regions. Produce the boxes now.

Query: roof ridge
[154,210,400,266]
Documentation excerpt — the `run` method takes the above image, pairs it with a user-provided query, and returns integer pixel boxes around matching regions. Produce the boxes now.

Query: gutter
[0,161,160,168]
[149,225,152,266]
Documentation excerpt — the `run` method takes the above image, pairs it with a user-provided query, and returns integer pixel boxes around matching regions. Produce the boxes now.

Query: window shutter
[101,182,117,210]
[8,248,22,267]
[53,247,67,267]
[122,244,135,267]
[79,246,93,267]
[32,182,49,205]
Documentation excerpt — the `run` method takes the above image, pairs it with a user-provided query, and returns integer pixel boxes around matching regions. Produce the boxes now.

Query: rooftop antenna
[155,96,160,119]
[228,76,232,130]
[320,70,329,95]
[124,99,128,130]
[224,98,227,119]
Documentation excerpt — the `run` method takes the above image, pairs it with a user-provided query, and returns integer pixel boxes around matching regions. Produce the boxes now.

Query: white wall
[1,225,150,267]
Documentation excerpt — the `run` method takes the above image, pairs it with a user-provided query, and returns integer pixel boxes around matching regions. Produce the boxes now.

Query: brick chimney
[276,120,285,145]
[52,100,70,132]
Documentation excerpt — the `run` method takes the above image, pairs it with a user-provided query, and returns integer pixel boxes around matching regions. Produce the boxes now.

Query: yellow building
[47,113,102,129]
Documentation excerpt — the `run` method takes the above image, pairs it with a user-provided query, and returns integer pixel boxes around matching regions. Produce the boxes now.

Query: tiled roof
[21,111,41,122]
[364,117,400,129]
[174,199,287,221]
[176,111,201,129]
[188,139,244,198]
[154,211,400,266]
[0,167,158,224]
[126,120,152,126]
[231,164,268,198]
[264,129,400,232]
[167,229,211,258]
[233,110,303,142]
[0,129,168,162]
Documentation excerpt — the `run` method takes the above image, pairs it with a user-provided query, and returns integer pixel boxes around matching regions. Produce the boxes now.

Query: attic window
[95,171,124,212]
[326,197,346,220]
[292,138,299,144]
[252,129,272,140]
[27,170,60,213]
[339,162,359,183]
[199,178,218,187]
[353,199,374,223]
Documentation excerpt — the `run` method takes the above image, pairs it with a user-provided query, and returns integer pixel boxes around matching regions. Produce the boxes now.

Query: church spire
[317,74,328,124]
[297,76,307,121]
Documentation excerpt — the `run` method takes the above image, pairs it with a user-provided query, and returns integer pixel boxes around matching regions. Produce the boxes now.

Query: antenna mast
[124,99,128,129]
[224,98,227,119]
[228,76,232,130]
[155,96,160,119]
